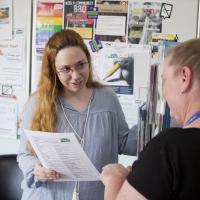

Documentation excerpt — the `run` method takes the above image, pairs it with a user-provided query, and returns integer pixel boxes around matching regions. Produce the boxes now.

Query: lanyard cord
[186,111,200,126]
[58,96,92,200]
[58,96,91,145]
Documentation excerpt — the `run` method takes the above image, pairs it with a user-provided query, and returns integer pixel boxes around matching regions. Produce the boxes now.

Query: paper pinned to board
[0,0,13,40]
[25,129,100,182]
[0,95,18,139]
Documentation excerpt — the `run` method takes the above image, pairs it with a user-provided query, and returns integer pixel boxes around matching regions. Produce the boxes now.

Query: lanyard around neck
[186,111,200,126]
[59,97,92,147]
[59,96,92,200]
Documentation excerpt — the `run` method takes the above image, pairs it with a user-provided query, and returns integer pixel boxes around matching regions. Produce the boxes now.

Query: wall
[0,137,20,154]
[162,0,199,41]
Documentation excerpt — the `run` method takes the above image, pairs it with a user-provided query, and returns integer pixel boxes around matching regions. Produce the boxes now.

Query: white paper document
[0,96,18,138]
[0,0,13,40]
[25,129,100,182]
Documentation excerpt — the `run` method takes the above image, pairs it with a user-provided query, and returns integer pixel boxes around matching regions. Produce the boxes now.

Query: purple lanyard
[186,112,200,125]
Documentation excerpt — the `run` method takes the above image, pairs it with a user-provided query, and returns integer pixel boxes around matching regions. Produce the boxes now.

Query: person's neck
[62,87,93,112]
[63,86,90,99]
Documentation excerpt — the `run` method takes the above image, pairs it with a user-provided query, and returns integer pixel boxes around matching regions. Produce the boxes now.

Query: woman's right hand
[34,164,60,182]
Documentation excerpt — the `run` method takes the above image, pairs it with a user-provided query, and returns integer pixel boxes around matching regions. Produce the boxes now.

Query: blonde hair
[166,38,200,81]
[28,29,104,153]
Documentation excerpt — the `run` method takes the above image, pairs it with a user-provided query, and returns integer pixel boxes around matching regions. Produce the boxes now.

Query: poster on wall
[95,0,128,42]
[97,43,134,95]
[32,0,63,92]
[87,42,151,127]
[36,1,63,46]
[0,28,25,86]
[64,0,95,39]
[0,0,12,40]
[92,42,151,98]
[0,28,28,122]
[128,1,162,44]
[0,96,17,139]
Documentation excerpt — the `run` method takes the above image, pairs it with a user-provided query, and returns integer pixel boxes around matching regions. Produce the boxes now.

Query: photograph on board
[128,1,162,44]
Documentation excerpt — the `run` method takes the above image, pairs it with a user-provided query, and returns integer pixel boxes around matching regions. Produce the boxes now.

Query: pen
[103,62,121,80]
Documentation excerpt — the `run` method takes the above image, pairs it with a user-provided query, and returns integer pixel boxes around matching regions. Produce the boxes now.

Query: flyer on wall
[32,0,63,92]
[89,42,151,127]
[0,95,18,139]
[128,1,162,44]
[95,0,128,42]
[98,43,134,95]
[35,1,63,46]
[0,0,12,40]
[0,28,25,86]
[64,0,95,39]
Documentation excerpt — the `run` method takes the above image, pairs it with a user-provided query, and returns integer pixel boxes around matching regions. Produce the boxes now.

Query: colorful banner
[36,1,63,46]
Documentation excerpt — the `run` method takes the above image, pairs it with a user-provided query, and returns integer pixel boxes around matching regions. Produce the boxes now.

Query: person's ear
[180,66,192,94]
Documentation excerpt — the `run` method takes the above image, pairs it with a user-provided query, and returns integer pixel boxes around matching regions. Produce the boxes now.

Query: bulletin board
[31,0,199,129]
[0,0,199,138]
[0,0,32,138]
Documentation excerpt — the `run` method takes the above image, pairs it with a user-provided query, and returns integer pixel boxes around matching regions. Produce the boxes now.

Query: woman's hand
[34,164,60,182]
[101,164,131,200]
[101,163,131,187]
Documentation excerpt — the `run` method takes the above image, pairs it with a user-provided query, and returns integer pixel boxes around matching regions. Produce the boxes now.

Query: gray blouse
[17,87,138,200]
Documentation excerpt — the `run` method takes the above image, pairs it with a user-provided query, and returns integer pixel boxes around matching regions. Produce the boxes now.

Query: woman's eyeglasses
[56,61,89,75]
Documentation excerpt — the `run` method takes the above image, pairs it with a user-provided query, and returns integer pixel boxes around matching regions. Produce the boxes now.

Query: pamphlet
[25,129,100,181]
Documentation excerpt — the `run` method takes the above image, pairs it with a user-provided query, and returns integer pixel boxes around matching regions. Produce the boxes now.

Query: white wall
[162,0,199,41]
[0,137,20,154]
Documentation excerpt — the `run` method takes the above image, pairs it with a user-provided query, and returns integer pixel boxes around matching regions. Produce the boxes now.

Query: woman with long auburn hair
[17,29,137,200]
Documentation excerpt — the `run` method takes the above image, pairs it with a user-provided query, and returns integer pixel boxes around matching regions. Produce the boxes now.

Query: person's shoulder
[144,128,183,149]
[20,93,37,125]
[156,127,183,138]
[138,128,182,159]
[22,93,37,113]
[92,87,120,112]
[95,87,118,101]
[146,127,200,151]
[27,93,37,106]
[154,127,200,142]
[96,86,116,95]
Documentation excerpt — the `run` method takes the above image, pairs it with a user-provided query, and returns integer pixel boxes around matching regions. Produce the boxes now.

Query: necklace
[58,95,92,200]
[186,111,200,126]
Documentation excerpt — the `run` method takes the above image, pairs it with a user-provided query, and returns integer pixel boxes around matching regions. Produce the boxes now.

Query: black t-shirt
[127,128,200,200]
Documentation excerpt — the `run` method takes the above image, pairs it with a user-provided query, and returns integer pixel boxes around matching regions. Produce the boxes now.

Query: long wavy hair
[28,29,104,152]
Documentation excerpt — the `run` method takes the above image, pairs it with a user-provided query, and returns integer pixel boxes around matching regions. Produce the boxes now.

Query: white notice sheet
[25,129,100,182]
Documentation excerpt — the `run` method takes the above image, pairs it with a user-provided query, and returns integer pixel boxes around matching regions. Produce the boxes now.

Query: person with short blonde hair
[101,38,200,200]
